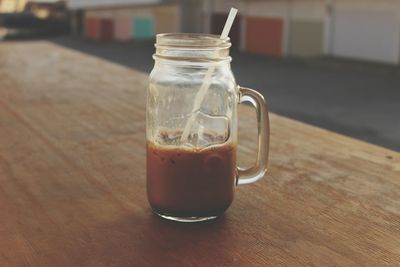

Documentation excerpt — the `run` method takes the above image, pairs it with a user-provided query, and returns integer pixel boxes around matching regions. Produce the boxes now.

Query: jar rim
[156,33,231,49]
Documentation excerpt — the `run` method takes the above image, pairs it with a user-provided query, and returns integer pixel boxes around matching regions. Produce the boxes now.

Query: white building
[65,0,400,64]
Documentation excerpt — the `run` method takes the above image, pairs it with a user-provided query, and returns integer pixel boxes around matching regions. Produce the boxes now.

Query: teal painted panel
[133,17,154,39]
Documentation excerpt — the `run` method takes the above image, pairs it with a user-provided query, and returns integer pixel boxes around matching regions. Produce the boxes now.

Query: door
[246,16,283,56]
[133,16,155,39]
[85,17,99,40]
[331,8,399,64]
[99,18,114,41]
[288,19,324,57]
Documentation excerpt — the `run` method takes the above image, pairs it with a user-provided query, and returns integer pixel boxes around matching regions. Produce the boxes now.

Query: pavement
[50,36,400,152]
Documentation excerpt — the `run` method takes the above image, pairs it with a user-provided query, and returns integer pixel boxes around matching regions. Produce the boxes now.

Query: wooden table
[0,40,399,266]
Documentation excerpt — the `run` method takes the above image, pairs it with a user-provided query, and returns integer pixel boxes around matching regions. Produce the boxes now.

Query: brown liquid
[147,139,237,218]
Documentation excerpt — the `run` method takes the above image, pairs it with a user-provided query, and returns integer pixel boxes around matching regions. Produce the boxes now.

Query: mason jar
[147,33,269,222]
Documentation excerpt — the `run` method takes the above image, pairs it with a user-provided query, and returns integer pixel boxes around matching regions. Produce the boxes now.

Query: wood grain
[0,40,399,266]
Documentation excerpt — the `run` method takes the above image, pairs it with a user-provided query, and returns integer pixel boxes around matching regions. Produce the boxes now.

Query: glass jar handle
[237,86,270,185]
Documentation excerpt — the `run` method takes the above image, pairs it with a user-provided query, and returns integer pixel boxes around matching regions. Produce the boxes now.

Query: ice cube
[183,111,229,148]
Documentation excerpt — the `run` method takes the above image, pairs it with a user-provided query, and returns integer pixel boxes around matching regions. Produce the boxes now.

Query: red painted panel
[85,17,99,40]
[246,17,283,56]
[99,18,114,41]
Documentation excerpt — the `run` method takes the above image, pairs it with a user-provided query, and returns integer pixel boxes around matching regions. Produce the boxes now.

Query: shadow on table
[60,211,243,265]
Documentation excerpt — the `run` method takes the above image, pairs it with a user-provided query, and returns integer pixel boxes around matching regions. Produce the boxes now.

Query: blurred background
[1,0,399,151]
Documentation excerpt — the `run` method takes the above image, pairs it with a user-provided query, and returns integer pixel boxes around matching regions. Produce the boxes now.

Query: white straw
[220,8,238,39]
[180,8,238,143]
